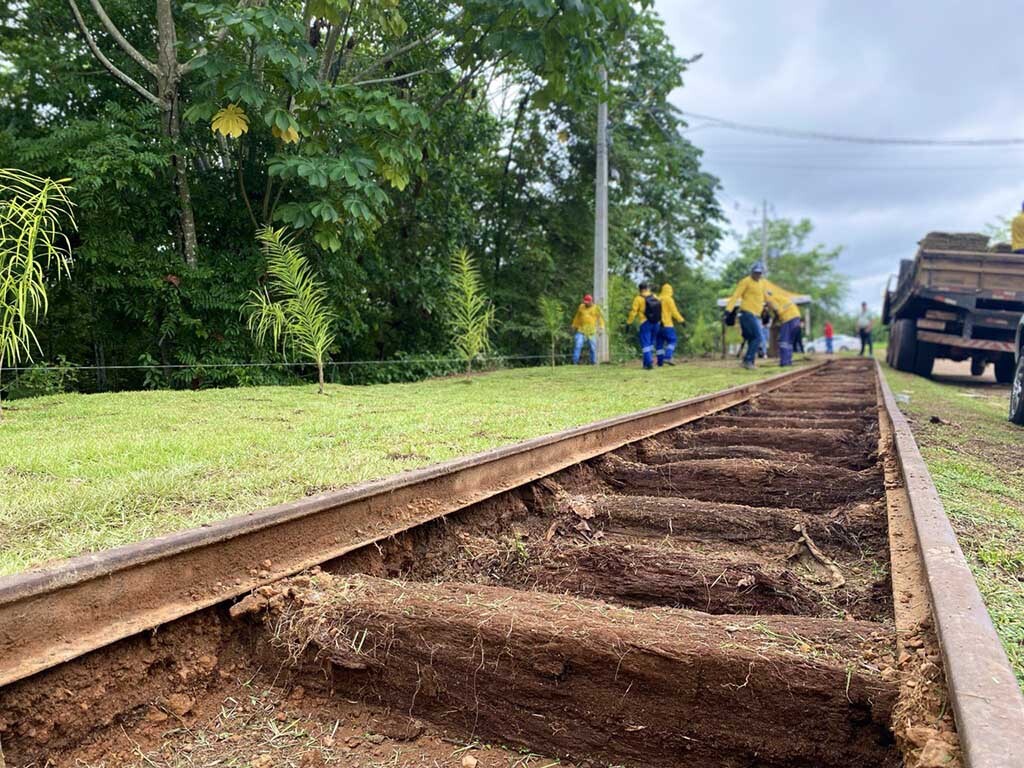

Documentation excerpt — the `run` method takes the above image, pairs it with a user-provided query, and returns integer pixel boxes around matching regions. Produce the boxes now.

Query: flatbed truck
[883,232,1024,381]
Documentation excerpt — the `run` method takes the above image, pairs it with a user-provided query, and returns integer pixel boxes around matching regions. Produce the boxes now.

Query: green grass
[882,363,1024,684]
[0,359,790,576]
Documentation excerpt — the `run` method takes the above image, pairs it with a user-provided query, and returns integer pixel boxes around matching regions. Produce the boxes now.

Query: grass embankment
[0,359,792,576]
[882,365,1024,684]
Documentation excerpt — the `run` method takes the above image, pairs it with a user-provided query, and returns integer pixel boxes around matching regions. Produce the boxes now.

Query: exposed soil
[235,572,898,768]
[0,360,949,768]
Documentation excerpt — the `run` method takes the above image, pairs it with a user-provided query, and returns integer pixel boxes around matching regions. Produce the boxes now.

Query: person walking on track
[627,282,661,370]
[766,288,802,367]
[571,294,604,365]
[656,283,684,366]
[725,261,768,369]
[856,302,874,357]
[824,320,835,355]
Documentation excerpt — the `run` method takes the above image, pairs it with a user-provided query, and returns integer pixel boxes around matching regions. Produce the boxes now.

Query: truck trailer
[882,232,1024,381]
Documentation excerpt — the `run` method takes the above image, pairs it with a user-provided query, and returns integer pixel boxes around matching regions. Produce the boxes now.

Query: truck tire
[1010,356,1024,425]
[913,341,936,378]
[891,318,917,372]
[970,357,986,377]
[995,354,1015,384]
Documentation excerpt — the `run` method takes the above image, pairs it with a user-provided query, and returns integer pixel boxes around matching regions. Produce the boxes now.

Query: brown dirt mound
[241,573,899,768]
[599,454,883,512]
[919,232,988,251]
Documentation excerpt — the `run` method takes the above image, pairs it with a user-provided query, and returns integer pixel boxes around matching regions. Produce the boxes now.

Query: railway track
[0,359,1021,767]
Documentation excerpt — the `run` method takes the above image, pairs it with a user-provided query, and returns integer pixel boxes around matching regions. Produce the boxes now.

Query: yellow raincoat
[658,284,685,327]
[627,289,653,324]
[571,303,605,337]
[725,275,767,315]
[764,282,801,323]
[1013,212,1024,251]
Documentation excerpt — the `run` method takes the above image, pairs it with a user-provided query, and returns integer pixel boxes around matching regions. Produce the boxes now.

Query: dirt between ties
[235,572,900,768]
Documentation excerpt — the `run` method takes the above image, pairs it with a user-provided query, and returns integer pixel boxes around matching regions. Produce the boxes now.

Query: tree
[724,216,847,328]
[245,226,336,394]
[0,169,75,416]
[446,248,494,375]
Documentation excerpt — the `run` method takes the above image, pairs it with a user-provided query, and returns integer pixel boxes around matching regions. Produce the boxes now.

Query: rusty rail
[0,361,825,688]
[877,360,1024,768]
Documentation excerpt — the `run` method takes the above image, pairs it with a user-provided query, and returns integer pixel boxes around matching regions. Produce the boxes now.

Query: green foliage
[246,227,337,393]
[0,169,75,414]
[446,248,495,374]
[5,356,79,400]
[0,0,725,388]
[536,296,567,366]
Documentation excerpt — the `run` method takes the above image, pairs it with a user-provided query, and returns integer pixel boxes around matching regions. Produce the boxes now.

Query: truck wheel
[891,319,916,371]
[914,341,936,378]
[1010,357,1024,424]
[970,357,986,377]
[995,354,1015,384]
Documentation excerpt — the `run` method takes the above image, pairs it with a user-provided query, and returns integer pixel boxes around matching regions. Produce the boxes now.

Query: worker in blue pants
[724,262,768,369]
[627,282,661,370]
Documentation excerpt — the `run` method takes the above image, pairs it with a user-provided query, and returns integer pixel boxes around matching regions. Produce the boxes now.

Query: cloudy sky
[653,1,1024,312]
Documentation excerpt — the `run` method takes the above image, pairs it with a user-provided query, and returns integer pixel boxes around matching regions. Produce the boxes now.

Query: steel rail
[877,360,1024,768]
[0,361,825,688]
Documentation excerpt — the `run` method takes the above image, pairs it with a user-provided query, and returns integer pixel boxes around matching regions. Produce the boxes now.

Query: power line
[680,110,1024,147]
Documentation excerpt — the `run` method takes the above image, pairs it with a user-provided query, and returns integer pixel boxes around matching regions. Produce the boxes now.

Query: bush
[5,356,80,399]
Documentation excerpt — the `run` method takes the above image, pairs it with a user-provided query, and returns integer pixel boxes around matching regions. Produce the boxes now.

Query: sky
[653,0,1024,312]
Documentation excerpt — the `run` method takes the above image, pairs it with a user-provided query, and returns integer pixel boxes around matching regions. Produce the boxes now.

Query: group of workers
[570,261,816,370]
[626,282,685,369]
[569,283,685,368]
[723,260,802,369]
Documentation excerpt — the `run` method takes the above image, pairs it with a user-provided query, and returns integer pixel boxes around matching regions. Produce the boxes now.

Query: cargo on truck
[882,232,1024,381]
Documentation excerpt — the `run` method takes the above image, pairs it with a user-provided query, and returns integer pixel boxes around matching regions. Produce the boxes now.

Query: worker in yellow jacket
[656,283,684,366]
[627,282,659,370]
[765,284,801,367]
[724,261,767,369]
[571,294,605,365]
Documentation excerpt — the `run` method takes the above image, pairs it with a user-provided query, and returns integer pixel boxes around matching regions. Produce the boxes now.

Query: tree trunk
[0,354,5,420]
[155,0,198,267]
[317,359,325,394]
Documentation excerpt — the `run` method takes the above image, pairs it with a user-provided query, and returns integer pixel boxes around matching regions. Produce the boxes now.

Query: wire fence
[0,352,590,398]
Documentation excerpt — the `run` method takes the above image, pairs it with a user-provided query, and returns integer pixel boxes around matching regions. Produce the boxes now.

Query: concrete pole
[593,68,610,363]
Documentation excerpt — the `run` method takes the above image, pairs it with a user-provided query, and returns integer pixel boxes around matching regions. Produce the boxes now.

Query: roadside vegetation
[883,365,1024,683]
[0,359,791,575]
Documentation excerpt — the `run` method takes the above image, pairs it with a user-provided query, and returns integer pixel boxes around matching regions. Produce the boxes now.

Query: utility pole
[593,67,610,363]
[760,199,768,265]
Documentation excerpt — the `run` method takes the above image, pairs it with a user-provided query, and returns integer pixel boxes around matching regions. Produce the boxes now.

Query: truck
[882,232,1024,382]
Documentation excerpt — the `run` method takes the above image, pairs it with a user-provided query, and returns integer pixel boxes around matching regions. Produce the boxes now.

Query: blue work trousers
[639,321,660,369]
[778,317,801,366]
[826,336,834,354]
[739,311,761,365]
[657,326,678,365]
[573,332,597,364]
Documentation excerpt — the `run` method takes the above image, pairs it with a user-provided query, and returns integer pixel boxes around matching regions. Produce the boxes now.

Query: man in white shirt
[856,302,873,357]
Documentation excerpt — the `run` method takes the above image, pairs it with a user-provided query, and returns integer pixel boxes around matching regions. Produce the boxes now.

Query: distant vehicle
[883,232,1024,382]
[804,334,858,354]
[1010,314,1024,424]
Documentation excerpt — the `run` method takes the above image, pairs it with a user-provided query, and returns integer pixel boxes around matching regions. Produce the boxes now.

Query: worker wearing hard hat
[656,283,685,366]
[725,261,768,369]
[1012,202,1024,254]
[571,294,605,365]
[766,286,802,367]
